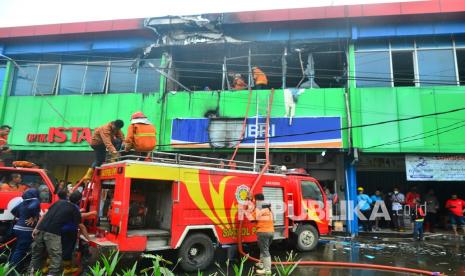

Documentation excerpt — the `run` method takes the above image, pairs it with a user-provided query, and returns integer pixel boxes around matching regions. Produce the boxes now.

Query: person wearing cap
[124,112,156,158]
[356,187,373,232]
[252,66,268,90]
[232,73,247,90]
[251,193,274,275]
[83,120,125,180]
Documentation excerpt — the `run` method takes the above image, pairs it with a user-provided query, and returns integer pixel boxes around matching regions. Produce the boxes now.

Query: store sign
[26,127,92,144]
[171,117,343,148]
[405,155,465,181]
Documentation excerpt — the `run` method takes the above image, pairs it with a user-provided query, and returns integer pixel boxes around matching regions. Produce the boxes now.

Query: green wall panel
[351,86,465,153]
[159,89,349,151]
[4,94,161,151]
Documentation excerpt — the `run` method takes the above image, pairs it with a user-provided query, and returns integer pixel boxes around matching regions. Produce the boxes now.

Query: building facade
[1,0,465,233]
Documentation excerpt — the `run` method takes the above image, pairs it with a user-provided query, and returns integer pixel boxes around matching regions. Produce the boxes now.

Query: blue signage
[171,117,343,148]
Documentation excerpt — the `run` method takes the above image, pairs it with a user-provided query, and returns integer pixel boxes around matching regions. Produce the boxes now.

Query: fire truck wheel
[178,233,215,272]
[294,224,319,251]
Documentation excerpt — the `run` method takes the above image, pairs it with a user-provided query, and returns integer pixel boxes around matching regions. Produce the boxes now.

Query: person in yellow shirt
[252,193,274,275]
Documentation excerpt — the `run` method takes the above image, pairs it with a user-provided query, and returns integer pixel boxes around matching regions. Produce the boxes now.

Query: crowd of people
[354,186,465,239]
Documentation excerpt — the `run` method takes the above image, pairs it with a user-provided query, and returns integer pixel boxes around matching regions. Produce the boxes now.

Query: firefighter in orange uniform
[252,66,268,90]
[124,112,156,158]
[252,193,274,275]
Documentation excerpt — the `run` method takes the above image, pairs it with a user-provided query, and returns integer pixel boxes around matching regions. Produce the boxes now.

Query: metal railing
[107,151,283,174]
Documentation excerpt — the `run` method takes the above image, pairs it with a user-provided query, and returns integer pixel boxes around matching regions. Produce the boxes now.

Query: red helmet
[131,112,146,120]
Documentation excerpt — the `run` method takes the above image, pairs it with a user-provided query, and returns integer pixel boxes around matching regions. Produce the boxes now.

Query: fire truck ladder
[253,88,274,172]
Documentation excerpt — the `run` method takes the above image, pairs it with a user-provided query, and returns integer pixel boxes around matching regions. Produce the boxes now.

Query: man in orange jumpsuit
[252,66,268,90]
[124,112,156,158]
[252,193,274,275]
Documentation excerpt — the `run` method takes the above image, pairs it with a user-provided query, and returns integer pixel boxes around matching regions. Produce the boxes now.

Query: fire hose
[238,165,442,276]
[0,237,17,249]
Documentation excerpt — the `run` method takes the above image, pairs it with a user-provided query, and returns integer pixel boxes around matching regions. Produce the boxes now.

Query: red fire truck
[0,165,59,241]
[80,152,329,272]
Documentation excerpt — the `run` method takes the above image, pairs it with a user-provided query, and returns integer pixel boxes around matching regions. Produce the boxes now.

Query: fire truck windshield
[301,180,323,201]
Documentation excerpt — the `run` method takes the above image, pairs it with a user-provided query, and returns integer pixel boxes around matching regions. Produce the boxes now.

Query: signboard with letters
[405,155,465,181]
[171,117,343,149]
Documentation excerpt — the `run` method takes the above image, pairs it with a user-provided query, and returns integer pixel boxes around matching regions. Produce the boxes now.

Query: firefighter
[0,173,28,192]
[232,73,247,90]
[252,66,268,90]
[83,120,124,180]
[124,112,156,158]
[252,193,274,275]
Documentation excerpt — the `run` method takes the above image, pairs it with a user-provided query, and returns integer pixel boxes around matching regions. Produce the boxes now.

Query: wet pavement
[290,235,465,275]
[191,234,465,276]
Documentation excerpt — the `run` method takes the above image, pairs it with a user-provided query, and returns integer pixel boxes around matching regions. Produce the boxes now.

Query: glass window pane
[59,64,86,95]
[301,181,323,201]
[35,64,59,95]
[11,64,38,96]
[355,52,391,87]
[83,62,108,94]
[109,61,136,93]
[418,49,457,86]
[0,64,6,96]
[416,36,452,48]
[136,59,161,93]
[355,39,389,51]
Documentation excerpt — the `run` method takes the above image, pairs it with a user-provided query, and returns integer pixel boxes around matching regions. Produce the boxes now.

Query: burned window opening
[392,51,415,87]
[166,41,347,91]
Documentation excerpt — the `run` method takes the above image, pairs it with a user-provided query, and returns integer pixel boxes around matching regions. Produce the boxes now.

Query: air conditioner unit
[306,154,324,165]
[282,154,297,165]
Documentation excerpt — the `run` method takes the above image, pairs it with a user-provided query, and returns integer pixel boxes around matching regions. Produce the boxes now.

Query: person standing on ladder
[252,66,268,90]
[83,120,124,180]
[252,193,274,275]
[124,112,156,159]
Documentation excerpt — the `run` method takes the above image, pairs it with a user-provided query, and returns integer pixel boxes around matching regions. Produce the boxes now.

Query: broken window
[391,51,415,87]
[457,49,465,85]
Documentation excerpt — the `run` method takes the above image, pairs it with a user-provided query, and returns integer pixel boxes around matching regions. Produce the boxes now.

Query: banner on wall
[171,117,343,148]
[405,155,465,181]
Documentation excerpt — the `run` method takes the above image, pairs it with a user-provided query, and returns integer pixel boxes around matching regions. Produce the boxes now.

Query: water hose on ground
[0,237,16,249]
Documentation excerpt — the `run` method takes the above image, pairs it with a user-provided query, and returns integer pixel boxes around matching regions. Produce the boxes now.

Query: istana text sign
[406,155,465,181]
[27,127,92,144]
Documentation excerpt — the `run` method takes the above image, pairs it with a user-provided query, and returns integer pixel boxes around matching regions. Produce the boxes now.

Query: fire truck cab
[84,153,329,272]
[0,166,58,240]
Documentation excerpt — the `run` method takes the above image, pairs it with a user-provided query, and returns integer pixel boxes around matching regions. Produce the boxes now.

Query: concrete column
[345,158,358,236]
